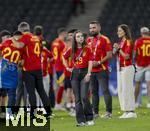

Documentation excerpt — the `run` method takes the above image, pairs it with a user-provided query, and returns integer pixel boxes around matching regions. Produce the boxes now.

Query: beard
[89,31,99,37]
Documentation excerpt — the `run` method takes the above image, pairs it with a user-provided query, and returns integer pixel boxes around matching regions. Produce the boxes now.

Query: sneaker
[49,113,55,119]
[147,103,150,108]
[54,104,66,111]
[76,122,86,127]
[86,120,94,126]
[71,102,75,108]
[119,112,128,118]
[101,112,112,119]
[68,109,76,117]
[93,113,100,119]
[124,112,137,118]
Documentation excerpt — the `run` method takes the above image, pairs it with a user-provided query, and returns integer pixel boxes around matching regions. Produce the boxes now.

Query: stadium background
[0,0,149,95]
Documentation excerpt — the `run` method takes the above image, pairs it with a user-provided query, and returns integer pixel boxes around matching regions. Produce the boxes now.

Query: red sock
[56,86,64,104]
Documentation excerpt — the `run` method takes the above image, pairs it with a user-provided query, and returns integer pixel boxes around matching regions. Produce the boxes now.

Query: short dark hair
[68,29,78,34]
[34,25,43,35]
[18,22,30,32]
[90,21,100,25]
[13,30,23,36]
[0,30,11,37]
[57,27,66,35]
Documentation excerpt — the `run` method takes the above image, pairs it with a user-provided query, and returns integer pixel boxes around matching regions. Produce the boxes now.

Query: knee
[81,95,88,102]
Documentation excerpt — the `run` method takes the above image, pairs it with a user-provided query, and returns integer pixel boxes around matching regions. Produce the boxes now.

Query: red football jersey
[52,38,65,72]
[42,47,53,76]
[134,37,150,67]
[87,35,112,72]
[20,32,42,71]
[63,47,73,77]
[64,46,93,68]
[118,39,133,67]
[0,39,23,64]
[48,61,54,75]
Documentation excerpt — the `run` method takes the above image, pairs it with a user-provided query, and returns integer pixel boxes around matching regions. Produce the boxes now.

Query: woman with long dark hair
[63,30,94,126]
[113,24,137,118]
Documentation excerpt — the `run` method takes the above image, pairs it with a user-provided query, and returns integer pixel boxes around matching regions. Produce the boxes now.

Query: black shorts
[0,89,7,97]
[64,77,72,90]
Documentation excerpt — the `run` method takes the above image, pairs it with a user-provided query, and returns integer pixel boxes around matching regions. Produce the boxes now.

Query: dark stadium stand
[0,0,73,42]
[99,0,150,43]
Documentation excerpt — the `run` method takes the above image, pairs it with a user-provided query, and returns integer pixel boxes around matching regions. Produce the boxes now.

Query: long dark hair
[71,30,86,60]
[118,24,132,41]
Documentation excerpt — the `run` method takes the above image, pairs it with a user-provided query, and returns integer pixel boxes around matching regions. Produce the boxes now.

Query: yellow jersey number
[2,47,20,63]
[34,42,40,57]
[141,44,150,56]
[53,47,58,60]
[76,57,83,65]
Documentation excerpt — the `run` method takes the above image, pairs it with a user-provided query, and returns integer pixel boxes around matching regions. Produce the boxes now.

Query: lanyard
[91,37,100,60]
[75,46,85,61]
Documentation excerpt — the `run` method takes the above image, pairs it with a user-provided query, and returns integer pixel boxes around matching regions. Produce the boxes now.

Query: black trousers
[49,74,55,108]
[90,70,112,114]
[23,70,51,116]
[71,68,93,123]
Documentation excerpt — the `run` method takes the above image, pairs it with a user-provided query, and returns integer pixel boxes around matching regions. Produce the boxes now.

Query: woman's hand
[113,43,120,49]
[92,61,101,67]
[84,73,91,82]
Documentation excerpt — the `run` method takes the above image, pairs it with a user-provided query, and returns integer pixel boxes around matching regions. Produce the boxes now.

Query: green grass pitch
[51,96,150,131]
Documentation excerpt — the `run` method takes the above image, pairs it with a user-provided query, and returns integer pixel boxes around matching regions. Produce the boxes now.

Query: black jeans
[16,69,27,106]
[49,74,55,108]
[71,68,93,123]
[23,70,52,116]
[90,70,112,114]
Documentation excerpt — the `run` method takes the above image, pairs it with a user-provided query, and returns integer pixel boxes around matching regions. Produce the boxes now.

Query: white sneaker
[147,103,150,108]
[101,112,112,119]
[54,104,65,111]
[76,122,86,127]
[86,120,94,126]
[66,103,72,109]
[119,112,128,118]
[124,112,137,118]
[68,109,76,117]
[71,103,75,108]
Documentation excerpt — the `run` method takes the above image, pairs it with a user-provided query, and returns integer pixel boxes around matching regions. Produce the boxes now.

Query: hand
[66,67,73,72]
[113,43,119,49]
[84,73,91,82]
[11,38,24,48]
[93,61,101,67]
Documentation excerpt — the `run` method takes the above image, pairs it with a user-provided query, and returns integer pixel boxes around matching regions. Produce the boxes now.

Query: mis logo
[6,108,48,127]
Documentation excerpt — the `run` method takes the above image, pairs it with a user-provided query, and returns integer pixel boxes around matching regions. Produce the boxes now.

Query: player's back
[20,32,42,71]
[52,38,65,72]
[134,36,150,66]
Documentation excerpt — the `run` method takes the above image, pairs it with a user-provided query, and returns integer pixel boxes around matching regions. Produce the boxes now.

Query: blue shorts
[56,71,65,84]
[0,59,18,89]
